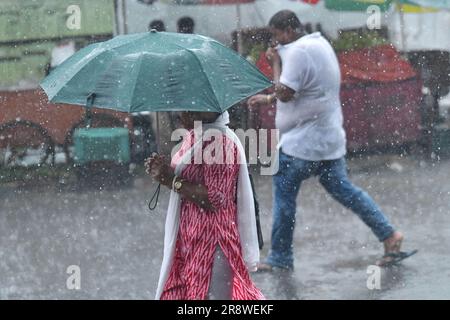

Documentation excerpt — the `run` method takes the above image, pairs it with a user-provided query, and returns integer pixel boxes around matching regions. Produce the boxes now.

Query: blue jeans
[266,151,395,269]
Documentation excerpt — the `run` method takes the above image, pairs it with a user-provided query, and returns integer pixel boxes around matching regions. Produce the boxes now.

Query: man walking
[248,10,416,271]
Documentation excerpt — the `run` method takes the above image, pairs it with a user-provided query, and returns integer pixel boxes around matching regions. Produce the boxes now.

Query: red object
[338,45,422,150]
[342,79,423,151]
[0,89,129,145]
[301,0,320,4]
[203,0,254,4]
[252,51,276,155]
[340,86,370,150]
[161,133,264,300]
[339,44,417,84]
[251,44,423,152]
[255,51,273,80]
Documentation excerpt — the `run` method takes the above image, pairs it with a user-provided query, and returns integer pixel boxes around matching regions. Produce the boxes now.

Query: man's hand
[145,154,175,187]
[248,94,272,108]
[265,47,281,68]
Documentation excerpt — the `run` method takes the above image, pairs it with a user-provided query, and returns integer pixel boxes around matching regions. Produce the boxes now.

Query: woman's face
[178,112,219,129]
[178,112,194,129]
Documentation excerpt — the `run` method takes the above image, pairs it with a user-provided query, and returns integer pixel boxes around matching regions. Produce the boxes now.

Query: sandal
[377,250,418,267]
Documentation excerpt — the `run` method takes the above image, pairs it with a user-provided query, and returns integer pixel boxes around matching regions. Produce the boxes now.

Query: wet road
[1,155,449,299]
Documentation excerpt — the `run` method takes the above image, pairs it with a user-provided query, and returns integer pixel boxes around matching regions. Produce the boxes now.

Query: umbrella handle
[148,183,161,211]
[85,93,96,128]
[156,112,160,154]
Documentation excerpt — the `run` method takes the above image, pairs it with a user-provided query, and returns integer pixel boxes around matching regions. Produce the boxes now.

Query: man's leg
[318,158,395,242]
[265,152,317,270]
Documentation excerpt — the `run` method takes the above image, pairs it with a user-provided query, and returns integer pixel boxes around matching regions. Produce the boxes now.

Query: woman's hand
[145,154,218,212]
[145,154,175,187]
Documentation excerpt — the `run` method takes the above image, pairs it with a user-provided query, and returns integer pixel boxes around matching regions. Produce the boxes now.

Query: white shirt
[276,32,346,161]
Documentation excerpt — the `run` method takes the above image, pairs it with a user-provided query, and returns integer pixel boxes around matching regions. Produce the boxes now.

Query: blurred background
[0,0,450,300]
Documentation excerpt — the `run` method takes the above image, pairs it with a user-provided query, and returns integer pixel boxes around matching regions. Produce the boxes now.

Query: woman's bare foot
[253,262,294,273]
[255,262,273,273]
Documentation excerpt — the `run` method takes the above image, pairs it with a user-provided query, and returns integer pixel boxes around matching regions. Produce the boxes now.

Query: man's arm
[248,47,295,107]
[270,51,295,103]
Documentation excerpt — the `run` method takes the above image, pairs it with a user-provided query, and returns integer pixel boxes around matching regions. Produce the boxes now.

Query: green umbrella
[40,30,271,113]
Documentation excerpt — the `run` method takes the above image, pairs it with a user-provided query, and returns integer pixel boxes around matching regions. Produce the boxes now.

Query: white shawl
[154,111,259,300]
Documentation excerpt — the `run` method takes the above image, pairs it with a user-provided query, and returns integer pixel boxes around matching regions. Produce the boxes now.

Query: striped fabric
[160,131,264,300]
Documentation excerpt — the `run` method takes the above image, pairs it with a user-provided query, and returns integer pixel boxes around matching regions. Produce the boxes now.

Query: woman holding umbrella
[146,110,264,300]
[40,30,271,300]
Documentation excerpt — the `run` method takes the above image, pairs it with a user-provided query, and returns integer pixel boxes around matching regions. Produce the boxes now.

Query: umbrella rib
[46,45,105,100]
[46,33,149,102]
[43,32,272,114]
[169,43,222,113]
[171,40,272,113]
[128,53,145,112]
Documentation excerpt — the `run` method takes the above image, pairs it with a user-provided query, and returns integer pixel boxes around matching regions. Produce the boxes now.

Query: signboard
[325,0,392,11]
[401,0,450,9]
[0,0,115,43]
[0,0,115,89]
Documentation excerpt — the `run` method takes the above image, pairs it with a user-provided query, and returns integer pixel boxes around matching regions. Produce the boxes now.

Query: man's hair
[177,16,195,34]
[269,10,302,32]
[149,20,166,32]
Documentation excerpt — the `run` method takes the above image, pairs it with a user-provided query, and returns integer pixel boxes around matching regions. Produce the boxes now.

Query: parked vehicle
[0,0,155,172]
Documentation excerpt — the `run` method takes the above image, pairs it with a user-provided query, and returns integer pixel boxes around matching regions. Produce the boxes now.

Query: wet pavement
[1,154,449,299]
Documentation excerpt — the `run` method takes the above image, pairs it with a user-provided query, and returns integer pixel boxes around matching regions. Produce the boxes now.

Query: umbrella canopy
[40,31,271,113]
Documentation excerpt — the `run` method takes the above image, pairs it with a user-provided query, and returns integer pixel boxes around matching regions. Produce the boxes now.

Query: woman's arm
[173,178,216,212]
[145,155,216,211]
